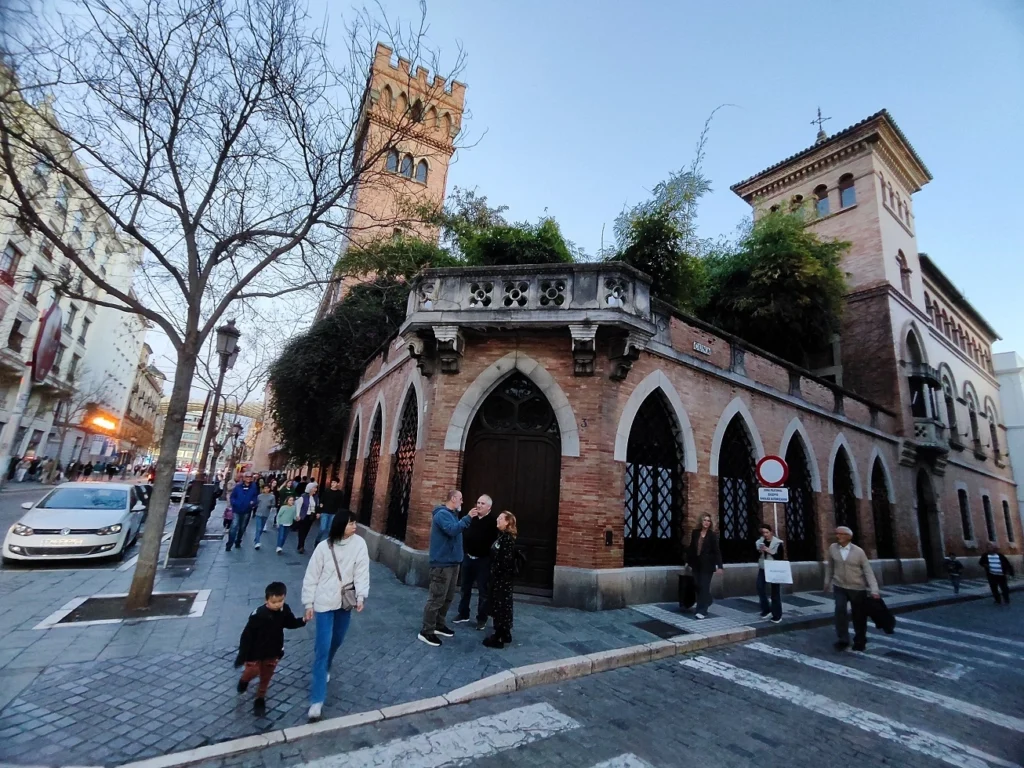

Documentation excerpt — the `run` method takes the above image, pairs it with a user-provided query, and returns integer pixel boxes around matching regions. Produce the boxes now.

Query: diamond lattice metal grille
[718,417,759,563]
[871,463,896,558]
[831,449,859,539]
[385,394,419,540]
[358,410,382,526]
[784,439,817,561]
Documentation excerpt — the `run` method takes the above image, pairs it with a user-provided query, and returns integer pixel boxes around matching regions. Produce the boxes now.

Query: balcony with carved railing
[400,264,657,377]
[912,418,947,451]
[907,363,941,386]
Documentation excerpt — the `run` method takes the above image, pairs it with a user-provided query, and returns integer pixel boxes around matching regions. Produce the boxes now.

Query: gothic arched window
[958,488,973,541]
[623,391,685,567]
[784,437,817,561]
[340,421,360,509]
[1003,500,1015,544]
[832,447,858,539]
[401,154,414,177]
[415,160,428,183]
[871,460,896,559]
[358,407,383,526]
[385,392,419,541]
[718,416,759,563]
[987,406,1000,457]
[983,495,997,542]
[385,150,399,173]
[966,392,981,447]
[839,174,856,208]
[897,250,912,296]
[942,376,958,442]
[814,184,829,217]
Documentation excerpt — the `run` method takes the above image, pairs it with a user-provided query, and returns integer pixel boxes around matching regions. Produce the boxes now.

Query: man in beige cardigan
[823,526,879,651]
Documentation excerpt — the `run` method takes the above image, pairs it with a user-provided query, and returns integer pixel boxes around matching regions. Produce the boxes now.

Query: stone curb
[115,584,1015,768]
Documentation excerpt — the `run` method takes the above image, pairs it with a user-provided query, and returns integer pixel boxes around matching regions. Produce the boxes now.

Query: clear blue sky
[317,0,1024,354]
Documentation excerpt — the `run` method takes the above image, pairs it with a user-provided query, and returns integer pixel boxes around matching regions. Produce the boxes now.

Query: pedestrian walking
[227,472,260,551]
[453,494,497,631]
[686,514,724,620]
[275,495,297,553]
[755,523,785,623]
[294,482,320,554]
[979,546,1014,605]
[253,486,277,550]
[483,511,518,649]
[823,526,879,651]
[234,581,306,716]
[316,478,342,546]
[42,457,56,484]
[944,554,964,594]
[15,458,29,483]
[418,490,479,647]
[106,463,118,481]
[82,461,94,480]
[301,511,370,722]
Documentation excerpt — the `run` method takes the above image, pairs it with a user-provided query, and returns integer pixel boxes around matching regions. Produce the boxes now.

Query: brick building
[334,110,1019,610]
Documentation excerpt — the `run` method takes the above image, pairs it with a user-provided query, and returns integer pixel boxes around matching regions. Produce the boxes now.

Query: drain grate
[634,619,687,639]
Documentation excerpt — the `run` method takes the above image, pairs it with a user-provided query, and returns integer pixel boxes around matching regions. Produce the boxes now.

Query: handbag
[764,559,793,584]
[328,541,359,611]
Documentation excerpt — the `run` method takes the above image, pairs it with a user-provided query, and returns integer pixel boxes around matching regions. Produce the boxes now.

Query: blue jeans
[316,514,335,545]
[227,510,251,548]
[310,608,352,705]
[253,516,268,545]
[756,569,782,620]
[276,524,290,549]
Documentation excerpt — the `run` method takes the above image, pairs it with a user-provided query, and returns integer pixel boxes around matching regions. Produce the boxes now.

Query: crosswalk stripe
[891,627,1021,659]
[746,642,1024,733]
[681,656,1020,768]
[295,703,580,768]
[860,648,970,680]
[899,618,1024,650]
[590,755,656,768]
[869,635,1024,675]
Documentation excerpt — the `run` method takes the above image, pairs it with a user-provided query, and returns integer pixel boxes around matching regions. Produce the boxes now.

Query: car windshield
[173,473,187,483]
[37,488,128,510]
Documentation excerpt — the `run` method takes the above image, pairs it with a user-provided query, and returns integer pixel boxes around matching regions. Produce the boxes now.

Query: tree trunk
[125,345,198,610]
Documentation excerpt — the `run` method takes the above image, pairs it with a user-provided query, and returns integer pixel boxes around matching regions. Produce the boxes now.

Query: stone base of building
[358,525,1023,610]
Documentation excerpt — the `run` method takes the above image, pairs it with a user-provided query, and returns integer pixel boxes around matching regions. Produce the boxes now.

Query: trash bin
[168,504,204,559]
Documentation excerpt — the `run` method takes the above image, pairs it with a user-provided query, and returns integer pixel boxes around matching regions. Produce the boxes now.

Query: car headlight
[11,523,34,536]
[96,524,123,536]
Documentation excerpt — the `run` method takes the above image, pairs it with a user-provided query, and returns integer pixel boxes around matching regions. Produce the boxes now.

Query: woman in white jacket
[301,510,369,721]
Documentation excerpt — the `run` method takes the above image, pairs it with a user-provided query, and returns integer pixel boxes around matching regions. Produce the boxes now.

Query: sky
[148,0,1024,396]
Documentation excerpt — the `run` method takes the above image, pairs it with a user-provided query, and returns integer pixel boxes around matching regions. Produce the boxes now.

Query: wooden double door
[461,373,561,592]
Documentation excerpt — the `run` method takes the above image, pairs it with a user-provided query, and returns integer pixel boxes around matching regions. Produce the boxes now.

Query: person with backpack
[483,511,519,649]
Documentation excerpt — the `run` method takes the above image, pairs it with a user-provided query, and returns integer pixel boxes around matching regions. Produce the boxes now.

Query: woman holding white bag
[301,510,369,722]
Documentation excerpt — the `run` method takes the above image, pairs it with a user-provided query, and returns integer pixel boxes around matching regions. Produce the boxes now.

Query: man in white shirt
[823,526,879,651]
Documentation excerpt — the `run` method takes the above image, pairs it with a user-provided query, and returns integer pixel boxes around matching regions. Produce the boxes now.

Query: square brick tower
[318,43,466,315]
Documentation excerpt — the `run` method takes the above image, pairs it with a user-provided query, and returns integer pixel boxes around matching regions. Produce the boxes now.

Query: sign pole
[773,502,778,537]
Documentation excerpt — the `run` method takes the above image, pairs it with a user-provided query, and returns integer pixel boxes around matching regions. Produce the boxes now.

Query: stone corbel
[568,323,597,377]
[433,325,464,374]
[898,439,918,467]
[608,331,650,382]
[405,334,436,377]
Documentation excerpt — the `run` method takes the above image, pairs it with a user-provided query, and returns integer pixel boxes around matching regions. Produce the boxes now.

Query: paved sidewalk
[0,524,1010,767]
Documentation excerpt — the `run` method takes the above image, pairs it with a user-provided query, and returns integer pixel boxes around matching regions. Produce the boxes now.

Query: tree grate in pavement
[633,619,689,639]
[59,592,196,623]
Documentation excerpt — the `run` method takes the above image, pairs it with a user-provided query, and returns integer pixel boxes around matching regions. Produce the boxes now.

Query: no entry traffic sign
[756,455,789,487]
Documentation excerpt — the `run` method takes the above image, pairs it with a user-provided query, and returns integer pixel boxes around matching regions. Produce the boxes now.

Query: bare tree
[0,0,463,608]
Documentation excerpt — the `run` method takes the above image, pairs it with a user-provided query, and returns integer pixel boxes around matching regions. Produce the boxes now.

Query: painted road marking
[899,618,1024,650]
[869,635,1024,675]
[682,656,1020,768]
[891,627,1021,660]
[861,647,970,680]
[297,703,580,768]
[747,642,1024,733]
[591,755,657,768]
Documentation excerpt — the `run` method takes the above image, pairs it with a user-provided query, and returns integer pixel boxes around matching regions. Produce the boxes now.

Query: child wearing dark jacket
[235,581,306,715]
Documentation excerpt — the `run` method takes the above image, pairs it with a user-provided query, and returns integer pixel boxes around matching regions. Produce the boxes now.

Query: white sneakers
[254,543,261,550]
[694,613,706,619]
[308,703,322,721]
[276,547,282,554]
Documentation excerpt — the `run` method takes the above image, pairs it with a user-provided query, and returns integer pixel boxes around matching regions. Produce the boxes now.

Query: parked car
[169,472,191,502]
[2,483,145,563]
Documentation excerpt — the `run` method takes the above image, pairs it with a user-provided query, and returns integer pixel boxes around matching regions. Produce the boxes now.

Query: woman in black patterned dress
[483,512,517,649]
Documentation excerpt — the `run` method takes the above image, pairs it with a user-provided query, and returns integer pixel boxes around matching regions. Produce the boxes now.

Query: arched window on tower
[831,447,858,539]
[400,154,413,177]
[887,182,894,208]
[966,392,981,449]
[784,437,817,561]
[941,376,960,447]
[814,185,829,217]
[385,150,400,173]
[897,250,912,296]
[987,405,1001,459]
[871,460,896,559]
[415,160,428,183]
[411,99,424,123]
[790,194,804,212]
[379,85,393,110]
[623,391,686,567]
[717,416,760,563]
[839,174,856,208]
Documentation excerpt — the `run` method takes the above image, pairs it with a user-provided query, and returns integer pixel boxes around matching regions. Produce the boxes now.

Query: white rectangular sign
[758,486,789,503]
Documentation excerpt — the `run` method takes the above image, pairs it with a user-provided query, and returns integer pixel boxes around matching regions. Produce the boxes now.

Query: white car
[2,482,146,563]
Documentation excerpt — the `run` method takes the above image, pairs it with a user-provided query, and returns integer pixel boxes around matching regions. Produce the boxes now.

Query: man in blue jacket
[418,490,478,647]
[227,473,260,551]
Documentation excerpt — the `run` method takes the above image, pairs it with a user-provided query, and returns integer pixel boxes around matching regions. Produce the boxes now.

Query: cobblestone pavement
[196,599,1024,768]
[0,510,1014,767]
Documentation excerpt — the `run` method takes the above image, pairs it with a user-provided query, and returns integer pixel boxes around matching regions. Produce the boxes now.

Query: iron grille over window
[983,495,997,542]
[871,462,896,559]
[784,439,817,561]
[340,425,359,509]
[831,449,858,539]
[358,410,382,526]
[718,417,759,563]
[958,489,973,540]
[623,392,685,566]
[1003,500,1015,543]
[385,394,419,541]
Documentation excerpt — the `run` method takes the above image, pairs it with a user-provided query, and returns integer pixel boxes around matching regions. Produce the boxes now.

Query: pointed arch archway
[827,433,862,498]
[778,417,822,492]
[358,405,383,526]
[717,414,761,563]
[709,397,765,476]
[444,352,579,457]
[340,410,362,509]
[782,432,818,561]
[869,455,897,559]
[614,369,697,472]
[385,386,419,541]
[831,445,859,540]
[389,367,425,453]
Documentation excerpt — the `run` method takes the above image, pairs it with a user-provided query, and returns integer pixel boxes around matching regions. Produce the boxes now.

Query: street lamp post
[197,319,240,479]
